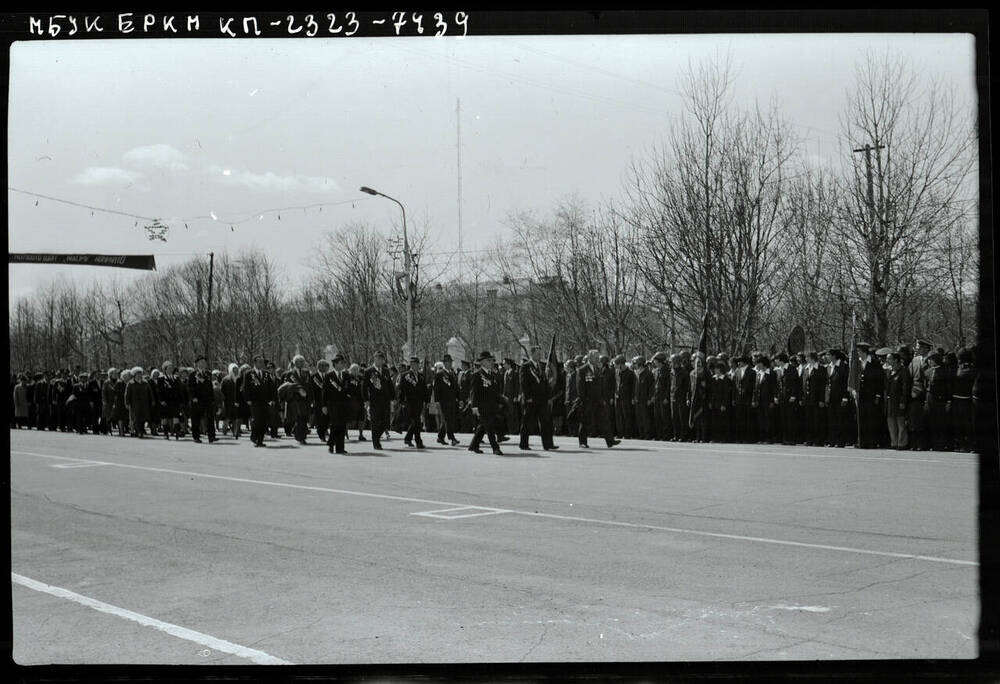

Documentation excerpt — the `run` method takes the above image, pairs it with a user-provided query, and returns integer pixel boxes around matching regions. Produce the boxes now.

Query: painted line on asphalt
[11,572,293,665]
[646,441,976,466]
[411,506,512,519]
[12,449,977,567]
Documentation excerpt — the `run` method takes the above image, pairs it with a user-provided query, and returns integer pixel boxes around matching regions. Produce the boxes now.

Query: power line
[8,186,373,228]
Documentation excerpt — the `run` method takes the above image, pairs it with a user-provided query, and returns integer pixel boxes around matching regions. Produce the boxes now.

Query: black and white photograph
[5,11,994,674]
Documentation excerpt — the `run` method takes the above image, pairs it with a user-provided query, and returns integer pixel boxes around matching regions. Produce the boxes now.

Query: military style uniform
[633,360,654,440]
[775,362,799,445]
[518,358,555,450]
[364,364,394,449]
[323,365,352,453]
[856,351,885,448]
[189,366,216,443]
[614,359,637,439]
[468,362,503,453]
[243,367,272,447]
[433,364,459,444]
[801,361,828,446]
[396,364,428,447]
[577,361,616,447]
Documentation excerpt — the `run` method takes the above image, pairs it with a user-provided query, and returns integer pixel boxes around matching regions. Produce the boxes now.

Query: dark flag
[697,308,709,355]
[546,333,559,390]
[847,312,860,401]
[9,253,157,270]
[787,325,806,355]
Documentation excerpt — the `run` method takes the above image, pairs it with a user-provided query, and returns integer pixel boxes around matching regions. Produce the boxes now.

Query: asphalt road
[9,428,978,664]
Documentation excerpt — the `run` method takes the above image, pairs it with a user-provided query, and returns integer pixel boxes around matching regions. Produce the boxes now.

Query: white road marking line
[50,462,110,469]
[648,442,976,466]
[11,572,293,665]
[412,506,511,519]
[11,449,978,567]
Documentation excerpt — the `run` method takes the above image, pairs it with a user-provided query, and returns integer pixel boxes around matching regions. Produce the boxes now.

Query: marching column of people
[10,338,985,454]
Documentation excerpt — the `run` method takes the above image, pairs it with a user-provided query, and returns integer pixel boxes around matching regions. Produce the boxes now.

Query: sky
[7,32,977,307]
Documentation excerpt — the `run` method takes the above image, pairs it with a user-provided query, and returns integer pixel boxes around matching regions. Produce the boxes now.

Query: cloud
[72,166,144,186]
[122,143,189,171]
[207,165,342,194]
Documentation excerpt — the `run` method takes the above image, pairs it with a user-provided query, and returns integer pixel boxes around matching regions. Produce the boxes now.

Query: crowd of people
[10,338,987,455]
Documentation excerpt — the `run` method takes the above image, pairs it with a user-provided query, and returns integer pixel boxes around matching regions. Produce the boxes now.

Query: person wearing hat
[751,355,776,444]
[687,352,709,442]
[577,349,620,448]
[613,354,636,440]
[669,353,690,442]
[468,351,503,455]
[884,351,912,449]
[773,352,799,445]
[361,353,391,449]
[433,354,461,446]
[188,355,216,444]
[923,351,951,452]
[732,355,755,444]
[100,368,117,436]
[633,356,654,440]
[284,354,313,444]
[855,343,884,449]
[396,355,428,448]
[517,345,557,451]
[799,351,828,446]
[825,350,850,447]
[500,357,520,437]
[111,369,130,437]
[651,352,671,441]
[153,361,179,440]
[950,347,976,452]
[319,353,350,453]
[260,360,281,440]
[707,357,732,442]
[124,367,151,438]
[457,358,476,434]
[220,363,242,440]
[243,355,272,447]
[548,355,567,438]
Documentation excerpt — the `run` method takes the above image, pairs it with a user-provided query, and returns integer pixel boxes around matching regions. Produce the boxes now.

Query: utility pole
[205,251,214,366]
[853,141,886,343]
[456,98,463,282]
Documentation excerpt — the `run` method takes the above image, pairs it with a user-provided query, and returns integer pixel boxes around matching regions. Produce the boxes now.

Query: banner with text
[9,253,157,270]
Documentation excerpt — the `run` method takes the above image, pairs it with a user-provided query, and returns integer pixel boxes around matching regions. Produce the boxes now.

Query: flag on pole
[847,310,860,400]
[545,332,559,390]
[697,307,709,355]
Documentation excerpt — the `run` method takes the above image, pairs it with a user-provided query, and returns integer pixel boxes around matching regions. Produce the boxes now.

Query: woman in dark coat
[155,362,182,439]
[124,367,151,437]
[221,363,241,439]
[111,370,130,436]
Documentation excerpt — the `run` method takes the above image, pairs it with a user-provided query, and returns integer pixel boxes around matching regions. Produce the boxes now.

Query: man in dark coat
[243,355,272,447]
[855,343,885,449]
[322,354,351,454]
[518,345,557,451]
[264,361,281,439]
[774,353,799,445]
[800,351,828,446]
[924,352,952,451]
[907,339,931,450]
[310,359,330,443]
[613,355,636,439]
[708,358,733,443]
[752,356,777,444]
[287,354,313,444]
[363,352,394,450]
[652,352,671,441]
[633,356,654,440]
[397,355,428,448]
[468,351,504,454]
[577,350,619,448]
[189,355,217,443]
[733,356,755,443]
[502,358,521,435]
[687,353,709,442]
[951,347,976,452]
[563,359,579,437]
[33,372,50,431]
[434,354,460,446]
[884,350,912,449]
[826,350,851,447]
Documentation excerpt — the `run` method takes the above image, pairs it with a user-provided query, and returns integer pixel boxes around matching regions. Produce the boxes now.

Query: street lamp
[360,186,413,357]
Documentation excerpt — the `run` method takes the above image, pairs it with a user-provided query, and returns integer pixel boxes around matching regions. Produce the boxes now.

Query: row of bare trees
[9,51,979,372]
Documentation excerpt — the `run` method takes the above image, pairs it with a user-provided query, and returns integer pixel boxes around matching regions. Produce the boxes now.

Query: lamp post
[360,186,413,357]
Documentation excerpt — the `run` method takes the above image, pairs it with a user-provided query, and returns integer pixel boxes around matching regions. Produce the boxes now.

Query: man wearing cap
[262,360,282,440]
[774,353,799,445]
[923,352,952,451]
[687,352,709,442]
[577,349,619,448]
[633,356,654,440]
[434,354,461,446]
[951,347,976,452]
[826,350,850,447]
[310,359,330,443]
[321,354,351,454]
[751,356,776,444]
[732,355,755,443]
[518,345,557,451]
[243,355,271,447]
[363,352,394,450]
[669,354,690,442]
[286,355,313,444]
[125,367,151,438]
[884,351,911,449]
[800,351,828,446]
[651,352,671,441]
[855,343,884,449]
[613,355,636,440]
[467,351,503,454]
[189,355,217,443]
[457,359,475,433]
[397,355,428,448]
[501,358,520,436]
